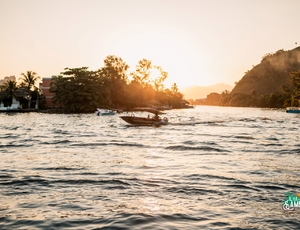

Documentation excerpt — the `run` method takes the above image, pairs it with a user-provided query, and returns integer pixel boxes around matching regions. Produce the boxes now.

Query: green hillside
[231,47,300,96]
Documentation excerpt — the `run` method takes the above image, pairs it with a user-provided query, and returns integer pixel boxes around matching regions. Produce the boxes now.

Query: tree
[290,70,300,106]
[129,59,169,107]
[152,65,168,92]
[171,83,179,93]
[162,84,184,108]
[2,80,18,106]
[20,71,40,91]
[130,59,168,92]
[47,55,185,111]
[98,55,129,108]
[228,93,252,107]
[219,90,231,106]
[206,93,221,105]
[123,80,146,108]
[20,71,40,108]
[130,59,152,87]
[50,67,104,112]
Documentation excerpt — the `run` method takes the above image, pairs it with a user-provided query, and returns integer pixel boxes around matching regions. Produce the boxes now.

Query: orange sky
[0,0,299,89]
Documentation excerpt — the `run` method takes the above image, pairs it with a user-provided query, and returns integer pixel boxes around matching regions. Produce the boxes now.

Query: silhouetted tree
[47,55,186,112]
[50,67,104,112]
[20,71,40,108]
[130,59,152,87]
[152,65,168,92]
[2,80,18,106]
[290,70,300,106]
[219,90,231,106]
[98,55,129,108]
[206,93,221,105]
[20,71,40,91]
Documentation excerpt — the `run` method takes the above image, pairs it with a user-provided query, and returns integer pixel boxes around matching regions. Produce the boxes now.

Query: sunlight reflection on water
[1,107,300,229]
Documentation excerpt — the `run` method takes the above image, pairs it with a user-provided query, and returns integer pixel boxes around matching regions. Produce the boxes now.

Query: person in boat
[152,114,160,120]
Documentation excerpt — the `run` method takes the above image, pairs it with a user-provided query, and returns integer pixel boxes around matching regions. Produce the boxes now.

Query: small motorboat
[120,107,168,126]
[286,107,300,113]
[95,108,116,116]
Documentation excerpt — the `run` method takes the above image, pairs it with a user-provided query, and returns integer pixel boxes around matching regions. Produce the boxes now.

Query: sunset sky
[1,0,299,89]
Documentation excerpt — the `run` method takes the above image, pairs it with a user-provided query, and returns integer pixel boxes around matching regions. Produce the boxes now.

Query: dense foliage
[218,92,290,108]
[288,70,300,107]
[231,47,300,96]
[220,48,300,108]
[4,47,300,111]
[50,55,185,112]
[0,72,43,109]
[193,70,300,108]
[189,47,300,108]
[50,68,102,112]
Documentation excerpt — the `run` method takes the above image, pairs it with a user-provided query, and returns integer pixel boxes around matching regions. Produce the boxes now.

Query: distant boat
[95,108,116,116]
[286,107,300,113]
[120,107,169,126]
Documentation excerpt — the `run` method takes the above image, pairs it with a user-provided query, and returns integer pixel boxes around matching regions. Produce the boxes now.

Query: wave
[233,135,255,140]
[165,185,224,196]
[0,143,33,148]
[165,145,229,152]
[33,166,86,171]
[41,140,71,145]
[184,173,237,181]
[1,108,300,230]
[0,213,212,230]
[0,178,131,188]
[70,142,146,148]
[0,134,21,139]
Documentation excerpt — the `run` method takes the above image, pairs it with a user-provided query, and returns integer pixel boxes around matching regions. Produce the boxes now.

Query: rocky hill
[230,47,300,96]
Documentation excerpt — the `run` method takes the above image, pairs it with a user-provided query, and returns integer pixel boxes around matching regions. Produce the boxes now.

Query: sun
[106,23,209,89]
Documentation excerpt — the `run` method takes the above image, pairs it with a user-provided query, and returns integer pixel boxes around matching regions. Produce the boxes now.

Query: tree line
[0,71,40,109]
[5,54,300,111]
[190,70,300,108]
[49,55,186,112]
[0,55,186,112]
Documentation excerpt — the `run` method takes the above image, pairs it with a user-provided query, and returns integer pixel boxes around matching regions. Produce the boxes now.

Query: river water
[0,106,299,229]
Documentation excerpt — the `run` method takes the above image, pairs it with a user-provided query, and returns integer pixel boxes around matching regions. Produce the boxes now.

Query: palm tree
[3,80,18,106]
[20,71,40,91]
[20,71,40,108]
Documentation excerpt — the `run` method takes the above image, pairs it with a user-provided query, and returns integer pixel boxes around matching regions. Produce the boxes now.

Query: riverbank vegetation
[0,71,42,109]
[190,47,300,108]
[0,56,187,112]
[49,55,186,112]
[2,47,300,111]
[192,71,300,108]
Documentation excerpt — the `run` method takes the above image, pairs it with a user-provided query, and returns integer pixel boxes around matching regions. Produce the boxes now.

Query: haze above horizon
[1,0,299,89]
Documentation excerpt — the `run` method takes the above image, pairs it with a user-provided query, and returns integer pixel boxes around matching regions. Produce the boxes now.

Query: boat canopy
[129,107,165,115]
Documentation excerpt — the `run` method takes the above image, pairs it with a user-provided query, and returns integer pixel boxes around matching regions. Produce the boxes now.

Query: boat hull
[95,109,116,116]
[286,107,300,113]
[120,116,168,126]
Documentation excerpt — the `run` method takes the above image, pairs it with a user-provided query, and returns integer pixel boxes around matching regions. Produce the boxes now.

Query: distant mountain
[231,47,300,96]
[181,83,233,99]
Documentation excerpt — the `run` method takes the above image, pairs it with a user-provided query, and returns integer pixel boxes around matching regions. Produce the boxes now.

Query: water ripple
[0,107,299,229]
